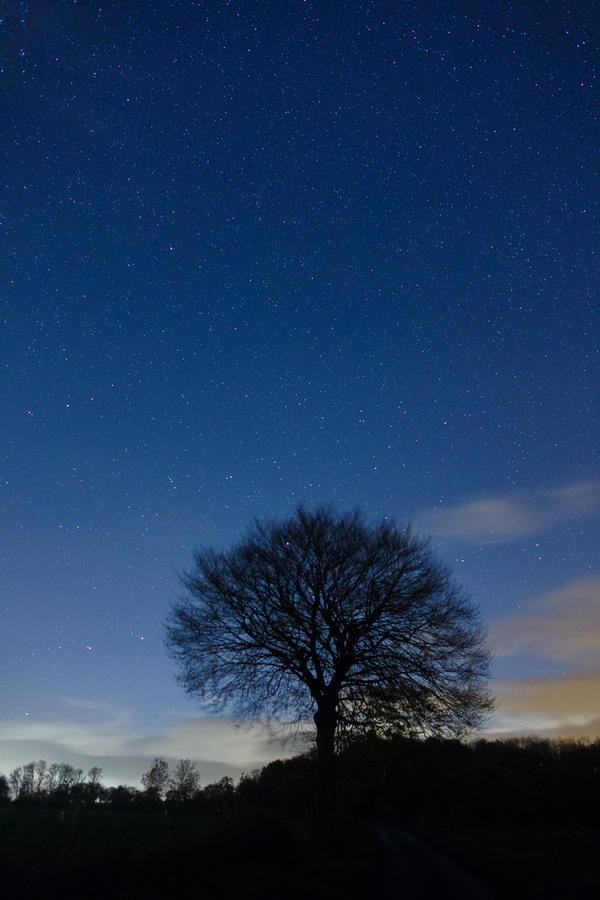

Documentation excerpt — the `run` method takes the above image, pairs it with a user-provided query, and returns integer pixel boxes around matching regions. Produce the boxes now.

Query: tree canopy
[166,507,492,768]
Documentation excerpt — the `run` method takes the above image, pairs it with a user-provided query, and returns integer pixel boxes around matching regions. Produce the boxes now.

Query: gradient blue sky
[2,0,598,786]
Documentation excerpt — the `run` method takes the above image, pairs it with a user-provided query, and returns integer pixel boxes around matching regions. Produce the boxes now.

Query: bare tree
[8,767,23,800]
[141,758,170,799]
[33,760,47,795]
[45,762,60,793]
[57,763,83,789]
[21,762,35,798]
[168,758,200,801]
[9,763,38,800]
[87,766,103,785]
[166,507,492,829]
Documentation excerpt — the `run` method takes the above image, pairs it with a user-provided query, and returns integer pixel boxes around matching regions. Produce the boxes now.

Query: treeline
[232,734,600,830]
[0,762,103,806]
[2,734,599,828]
[336,733,600,830]
[0,757,228,811]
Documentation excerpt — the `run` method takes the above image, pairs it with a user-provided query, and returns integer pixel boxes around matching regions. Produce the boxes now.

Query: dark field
[2,804,598,899]
[0,805,378,900]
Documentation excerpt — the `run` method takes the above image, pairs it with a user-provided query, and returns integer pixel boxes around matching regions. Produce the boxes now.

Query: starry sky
[2,1,598,786]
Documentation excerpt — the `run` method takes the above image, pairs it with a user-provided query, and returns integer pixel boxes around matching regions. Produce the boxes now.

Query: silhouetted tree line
[2,735,598,828]
[1,761,103,807]
[0,756,234,813]
[203,734,599,831]
[333,733,600,830]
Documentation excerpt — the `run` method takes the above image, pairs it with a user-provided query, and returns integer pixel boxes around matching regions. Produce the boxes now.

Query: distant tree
[166,506,492,832]
[200,776,235,815]
[141,758,170,799]
[8,767,23,800]
[103,784,139,809]
[45,763,60,793]
[9,763,39,801]
[57,763,83,790]
[20,762,35,798]
[168,758,200,801]
[33,760,47,795]
[0,774,10,803]
[64,767,104,806]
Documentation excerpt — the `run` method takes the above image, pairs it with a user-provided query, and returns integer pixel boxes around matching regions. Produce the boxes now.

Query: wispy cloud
[490,574,600,666]
[0,717,134,757]
[486,669,600,739]
[61,696,131,719]
[416,478,599,544]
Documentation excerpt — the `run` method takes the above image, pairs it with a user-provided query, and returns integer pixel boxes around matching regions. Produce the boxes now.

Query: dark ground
[1,804,598,900]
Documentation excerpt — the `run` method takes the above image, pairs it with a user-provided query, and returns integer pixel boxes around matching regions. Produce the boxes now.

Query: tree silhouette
[141,758,170,799]
[168,758,201,801]
[57,763,83,790]
[199,775,235,815]
[104,784,138,809]
[87,766,103,785]
[166,506,492,831]
[33,760,47,795]
[45,763,60,793]
[0,774,10,803]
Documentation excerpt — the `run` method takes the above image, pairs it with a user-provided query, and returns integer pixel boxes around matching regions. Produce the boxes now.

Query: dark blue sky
[2,1,598,783]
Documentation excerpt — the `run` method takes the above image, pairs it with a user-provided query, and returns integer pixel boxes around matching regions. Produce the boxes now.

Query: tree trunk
[313,704,337,843]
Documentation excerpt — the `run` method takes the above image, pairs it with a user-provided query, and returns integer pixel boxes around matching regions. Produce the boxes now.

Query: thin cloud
[129,717,306,766]
[0,715,307,787]
[486,669,600,739]
[416,478,600,544]
[490,574,600,666]
[61,696,130,719]
[0,717,136,756]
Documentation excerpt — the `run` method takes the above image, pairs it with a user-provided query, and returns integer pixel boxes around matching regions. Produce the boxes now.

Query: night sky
[2,1,598,786]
